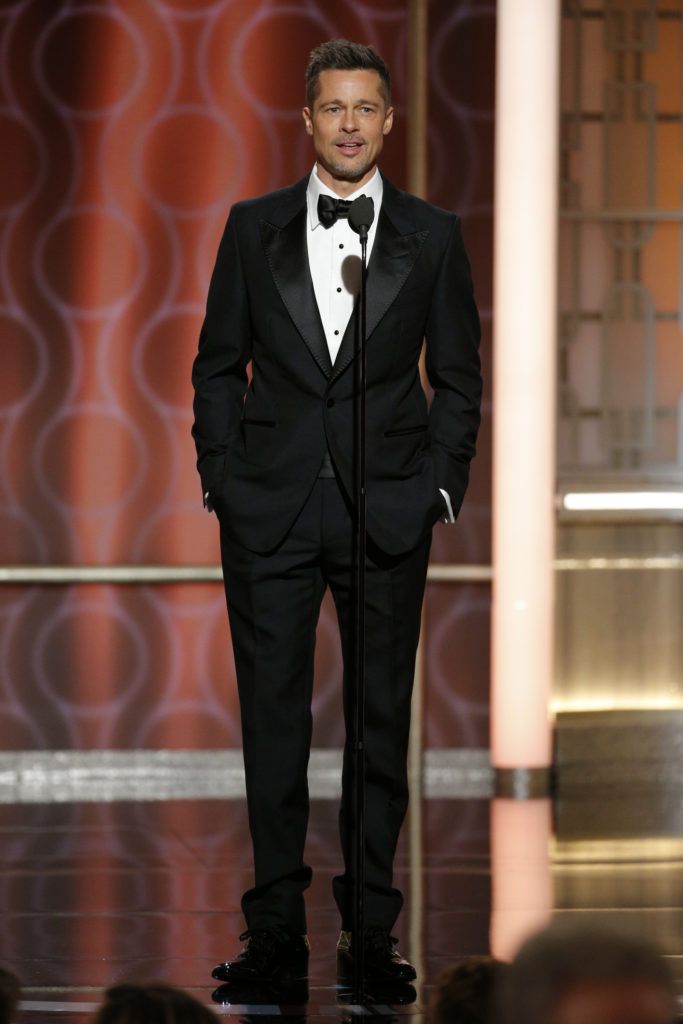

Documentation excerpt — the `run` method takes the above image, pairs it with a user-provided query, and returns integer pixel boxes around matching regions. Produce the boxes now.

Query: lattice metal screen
[558,0,683,479]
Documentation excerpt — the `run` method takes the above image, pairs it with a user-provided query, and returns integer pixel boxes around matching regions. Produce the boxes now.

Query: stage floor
[2,792,682,1022]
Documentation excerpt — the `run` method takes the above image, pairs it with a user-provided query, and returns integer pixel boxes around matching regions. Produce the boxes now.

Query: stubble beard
[320,150,375,184]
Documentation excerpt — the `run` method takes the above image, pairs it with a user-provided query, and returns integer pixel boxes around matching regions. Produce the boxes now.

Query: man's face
[302,68,393,191]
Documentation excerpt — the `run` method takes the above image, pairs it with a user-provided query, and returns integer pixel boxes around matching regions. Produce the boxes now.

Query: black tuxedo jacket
[192,174,482,556]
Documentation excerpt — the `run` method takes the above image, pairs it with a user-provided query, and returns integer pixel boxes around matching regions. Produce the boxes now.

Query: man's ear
[383,106,394,136]
[302,107,313,136]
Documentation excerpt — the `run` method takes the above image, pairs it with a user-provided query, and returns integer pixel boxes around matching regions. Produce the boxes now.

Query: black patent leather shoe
[212,929,309,984]
[337,927,417,982]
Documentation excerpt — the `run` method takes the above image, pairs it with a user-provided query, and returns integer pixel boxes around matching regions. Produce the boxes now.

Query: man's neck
[315,163,378,198]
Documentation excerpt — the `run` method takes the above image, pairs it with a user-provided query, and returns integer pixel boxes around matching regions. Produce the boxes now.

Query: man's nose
[341,111,359,132]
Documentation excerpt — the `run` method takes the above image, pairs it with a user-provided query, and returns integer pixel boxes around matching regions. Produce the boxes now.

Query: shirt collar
[307,164,383,231]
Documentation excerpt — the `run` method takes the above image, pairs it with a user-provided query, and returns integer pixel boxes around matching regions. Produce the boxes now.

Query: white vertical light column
[492,0,560,784]
[490,798,553,959]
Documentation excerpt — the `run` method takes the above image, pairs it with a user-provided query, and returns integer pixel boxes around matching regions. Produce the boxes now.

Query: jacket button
[327,398,335,408]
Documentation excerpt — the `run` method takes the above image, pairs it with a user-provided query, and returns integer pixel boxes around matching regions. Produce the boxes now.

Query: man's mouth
[335,141,364,156]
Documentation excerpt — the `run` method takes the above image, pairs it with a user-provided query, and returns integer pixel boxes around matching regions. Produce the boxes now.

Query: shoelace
[238,928,286,966]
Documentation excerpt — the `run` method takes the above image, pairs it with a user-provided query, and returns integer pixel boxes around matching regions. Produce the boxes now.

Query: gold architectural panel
[559,1,683,476]
[640,223,679,308]
[555,524,683,710]
[556,5,683,713]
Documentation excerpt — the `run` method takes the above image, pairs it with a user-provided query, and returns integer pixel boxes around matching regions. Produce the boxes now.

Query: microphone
[348,195,375,242]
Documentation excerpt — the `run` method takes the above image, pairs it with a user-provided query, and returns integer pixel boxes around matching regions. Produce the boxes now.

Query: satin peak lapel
[331,206,428,382]
[260,206,333,378]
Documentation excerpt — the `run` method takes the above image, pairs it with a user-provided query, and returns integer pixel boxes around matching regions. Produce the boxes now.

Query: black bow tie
[317,193,352,228]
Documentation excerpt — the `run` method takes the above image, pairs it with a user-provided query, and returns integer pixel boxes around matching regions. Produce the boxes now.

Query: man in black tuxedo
[192,39,481,986]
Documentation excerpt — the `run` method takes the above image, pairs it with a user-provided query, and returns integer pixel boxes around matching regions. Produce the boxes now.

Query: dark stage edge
[2,792,683,1022]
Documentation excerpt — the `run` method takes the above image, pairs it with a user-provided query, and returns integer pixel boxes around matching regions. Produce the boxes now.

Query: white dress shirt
[306,165,383,364]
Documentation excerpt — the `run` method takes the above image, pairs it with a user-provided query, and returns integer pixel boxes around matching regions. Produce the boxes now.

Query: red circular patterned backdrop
[0,0,494,753]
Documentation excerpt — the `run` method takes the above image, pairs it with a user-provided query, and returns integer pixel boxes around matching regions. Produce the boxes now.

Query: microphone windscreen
[348,195,375,234]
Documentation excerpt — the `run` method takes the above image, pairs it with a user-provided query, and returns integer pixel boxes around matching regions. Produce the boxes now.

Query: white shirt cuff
[439,488,455,524]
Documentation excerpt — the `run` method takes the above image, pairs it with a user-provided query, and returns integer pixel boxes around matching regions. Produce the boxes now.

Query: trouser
[220,476,431,934]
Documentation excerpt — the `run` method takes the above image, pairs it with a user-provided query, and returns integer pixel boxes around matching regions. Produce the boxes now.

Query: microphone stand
[347,196,373,1004]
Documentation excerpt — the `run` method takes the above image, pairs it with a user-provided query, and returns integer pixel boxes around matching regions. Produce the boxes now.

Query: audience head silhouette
[498,919,677,1024]
[91,983,217,1024]
[431,955,509,1024]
